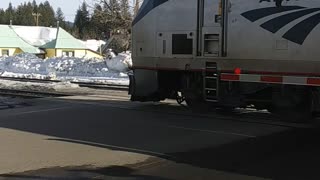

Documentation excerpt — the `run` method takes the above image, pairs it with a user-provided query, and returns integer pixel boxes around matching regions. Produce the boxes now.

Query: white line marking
[168,125,256,138]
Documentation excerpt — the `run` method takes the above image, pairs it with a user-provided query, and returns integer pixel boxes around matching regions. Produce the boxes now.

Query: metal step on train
[204,62,219,102]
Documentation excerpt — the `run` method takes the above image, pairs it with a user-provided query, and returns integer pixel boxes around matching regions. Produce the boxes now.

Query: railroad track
[0,77,129,91]
[0,88,72,99]
[72,81,129,91]
[2,77,314,128]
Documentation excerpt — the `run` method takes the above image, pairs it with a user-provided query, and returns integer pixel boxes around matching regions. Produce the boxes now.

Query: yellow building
[0,24,103,59]
[41,27,103,59]
[0,25,41,56]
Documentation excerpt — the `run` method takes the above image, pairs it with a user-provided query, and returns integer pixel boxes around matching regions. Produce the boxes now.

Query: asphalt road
[0,92,319,180]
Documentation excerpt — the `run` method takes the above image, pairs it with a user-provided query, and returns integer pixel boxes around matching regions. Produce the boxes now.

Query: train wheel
[185,93,211,112]
[182,73,211,112]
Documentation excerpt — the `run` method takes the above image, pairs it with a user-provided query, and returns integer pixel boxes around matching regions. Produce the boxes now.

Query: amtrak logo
[242,6,320,45]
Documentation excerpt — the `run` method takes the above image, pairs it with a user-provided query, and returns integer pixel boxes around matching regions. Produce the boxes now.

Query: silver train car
[130,0,320,121]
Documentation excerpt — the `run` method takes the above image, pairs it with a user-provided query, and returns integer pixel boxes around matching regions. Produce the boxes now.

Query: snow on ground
[0,52,132,86]
[0,79,80,92]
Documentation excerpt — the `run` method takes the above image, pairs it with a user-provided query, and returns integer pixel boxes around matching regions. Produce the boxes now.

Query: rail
[0,88,71,98]
[0,77,129,91]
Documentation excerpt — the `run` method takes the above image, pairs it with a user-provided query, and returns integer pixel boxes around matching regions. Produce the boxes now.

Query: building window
[62,51,75,57]
[1,49,9,56]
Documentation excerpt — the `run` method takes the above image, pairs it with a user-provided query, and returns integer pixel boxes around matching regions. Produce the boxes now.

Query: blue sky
[0,0,95,22]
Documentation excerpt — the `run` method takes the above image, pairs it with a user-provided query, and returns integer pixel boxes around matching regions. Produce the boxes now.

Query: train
[129,0,320,122]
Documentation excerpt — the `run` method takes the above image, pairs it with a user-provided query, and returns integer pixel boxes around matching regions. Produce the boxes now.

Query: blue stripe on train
[132,0,169,26]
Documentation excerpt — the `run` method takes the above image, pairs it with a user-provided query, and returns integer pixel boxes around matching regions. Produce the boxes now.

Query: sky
[0,0,96,22]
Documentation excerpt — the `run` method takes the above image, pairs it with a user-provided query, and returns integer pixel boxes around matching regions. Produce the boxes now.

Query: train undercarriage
[130,69,320,123]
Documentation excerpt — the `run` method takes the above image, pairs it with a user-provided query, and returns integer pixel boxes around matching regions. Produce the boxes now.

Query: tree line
[0,1,56,27]
[0,0,134,47]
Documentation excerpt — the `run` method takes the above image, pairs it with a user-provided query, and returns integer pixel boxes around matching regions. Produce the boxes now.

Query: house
[0,25,41,56]
[40,27,103,59]
[0,24,103,59]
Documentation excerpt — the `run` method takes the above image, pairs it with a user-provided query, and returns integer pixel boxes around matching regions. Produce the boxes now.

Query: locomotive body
[131,0,320,121]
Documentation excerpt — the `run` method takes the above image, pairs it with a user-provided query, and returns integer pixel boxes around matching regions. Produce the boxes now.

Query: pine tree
[32,0,37,13]
[74,2,90,39]
[0,9,5,24]
[56,7,67,29]
[14,3,24,25]
[4,3,15,24]
[15,2,34,25]
[91,4,106,39]
[38,1,56,27]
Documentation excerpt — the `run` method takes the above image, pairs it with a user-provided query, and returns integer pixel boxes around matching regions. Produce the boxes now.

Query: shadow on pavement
[170,128,320,180]
[0,165,171,180]
[0,98,320,180]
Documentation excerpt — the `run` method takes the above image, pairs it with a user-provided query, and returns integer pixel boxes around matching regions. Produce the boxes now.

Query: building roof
[41,27,87,49]
[0,25,40,53]
[12,26,57,47]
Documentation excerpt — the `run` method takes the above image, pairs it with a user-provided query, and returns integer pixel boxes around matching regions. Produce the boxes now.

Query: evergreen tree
[74,2,90,39]
[90,4,107,39]
[15,2,34,25]
[56,7,67,29]
[14,3,24,25]
[38,1,56,27]
[4,3,15,24]
[32,0,38,12]
[0,9,5,24]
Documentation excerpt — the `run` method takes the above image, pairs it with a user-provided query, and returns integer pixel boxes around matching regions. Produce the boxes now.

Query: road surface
[0,91,319,180]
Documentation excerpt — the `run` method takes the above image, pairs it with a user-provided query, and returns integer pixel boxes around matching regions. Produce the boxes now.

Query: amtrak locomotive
[130,0,320,122]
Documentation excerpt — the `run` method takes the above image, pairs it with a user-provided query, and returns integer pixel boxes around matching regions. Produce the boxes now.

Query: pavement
[0,91,319,180]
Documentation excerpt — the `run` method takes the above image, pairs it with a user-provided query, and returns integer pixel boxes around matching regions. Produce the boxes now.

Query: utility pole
[32,12,41,26]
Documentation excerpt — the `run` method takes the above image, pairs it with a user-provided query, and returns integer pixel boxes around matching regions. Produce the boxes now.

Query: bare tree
[134,0,141,17]
[91,0,133,52]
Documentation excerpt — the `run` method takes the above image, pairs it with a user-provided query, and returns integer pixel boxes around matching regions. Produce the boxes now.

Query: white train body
[130,0,320,120]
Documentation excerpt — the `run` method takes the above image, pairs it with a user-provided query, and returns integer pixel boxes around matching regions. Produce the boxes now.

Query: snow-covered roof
[41,27,87,49]
[0,24,100,54]
[0,25,40,54]
[82,40,106,52]
[12,26,57,47]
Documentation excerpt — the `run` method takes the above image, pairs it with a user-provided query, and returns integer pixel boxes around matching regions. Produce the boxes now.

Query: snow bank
[0,52,132,85]
[106,51,132,72]
[0,79,79,92]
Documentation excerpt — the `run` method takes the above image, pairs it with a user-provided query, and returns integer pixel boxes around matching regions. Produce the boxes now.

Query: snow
[0,79,80,92]
[12,26,105,52]
[12,26,57,47]
[106,51,132,72]
[0,52,132,86]
[82,40,106,52]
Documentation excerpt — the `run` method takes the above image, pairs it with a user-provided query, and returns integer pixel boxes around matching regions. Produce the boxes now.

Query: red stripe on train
[307,78,320,85]
[221,74,240,81]
[261,76,283,83]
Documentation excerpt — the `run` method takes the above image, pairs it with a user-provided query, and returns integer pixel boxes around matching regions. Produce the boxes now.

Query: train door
[198,0,228,57]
